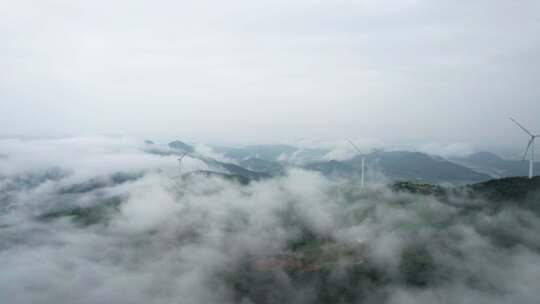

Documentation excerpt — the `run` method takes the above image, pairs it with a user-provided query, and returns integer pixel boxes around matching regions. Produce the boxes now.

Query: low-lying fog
[1,137,539,304]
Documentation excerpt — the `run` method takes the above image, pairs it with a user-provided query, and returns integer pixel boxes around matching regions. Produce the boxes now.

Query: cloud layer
[1,137,540,303]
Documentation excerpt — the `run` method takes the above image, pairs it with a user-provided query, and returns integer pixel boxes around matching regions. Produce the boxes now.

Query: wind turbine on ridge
[347,139,367,188]
[510,117,538,179]
[177,152,188,175]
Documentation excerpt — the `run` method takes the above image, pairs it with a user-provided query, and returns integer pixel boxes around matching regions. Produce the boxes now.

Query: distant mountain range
[214,145,327,163]
[145,140,539,184]
[163,141,271,181]
[168,140,195,153]
[214,145,299,161]
[451,152,540,178]
[304,151,490,184]
[34,140,540,228]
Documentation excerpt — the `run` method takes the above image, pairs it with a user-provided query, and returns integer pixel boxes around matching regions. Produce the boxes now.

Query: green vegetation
[391,181,447,197]
[399,245,435,287]
[38,197,123,226]
[467,176,540,204]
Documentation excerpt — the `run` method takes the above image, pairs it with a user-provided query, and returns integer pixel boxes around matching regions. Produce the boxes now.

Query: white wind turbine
[347,139,367,188]
[510,117,538,179]
[177,152,188,175]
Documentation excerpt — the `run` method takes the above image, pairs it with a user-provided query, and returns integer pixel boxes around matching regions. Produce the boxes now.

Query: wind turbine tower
[347,139,366,188]
[177,152,187,175]
[510,117,538,179]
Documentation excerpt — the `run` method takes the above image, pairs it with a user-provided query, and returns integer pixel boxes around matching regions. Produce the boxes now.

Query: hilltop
[392,176,540,215]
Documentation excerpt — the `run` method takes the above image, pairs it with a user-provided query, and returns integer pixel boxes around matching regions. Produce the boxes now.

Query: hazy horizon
[2,0,540,147]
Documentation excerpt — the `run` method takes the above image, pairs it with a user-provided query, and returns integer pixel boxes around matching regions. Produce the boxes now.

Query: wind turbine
[510,117,538,179]
[177,152,187,175]
[347,139,366,188]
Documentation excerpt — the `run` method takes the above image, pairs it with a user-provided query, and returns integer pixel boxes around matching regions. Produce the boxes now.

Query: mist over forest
[1,137,539,304]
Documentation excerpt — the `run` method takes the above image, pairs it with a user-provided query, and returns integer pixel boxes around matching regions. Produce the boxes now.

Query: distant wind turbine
[510,117,538,179]
[347,139,366,188]
[177,152,187,175]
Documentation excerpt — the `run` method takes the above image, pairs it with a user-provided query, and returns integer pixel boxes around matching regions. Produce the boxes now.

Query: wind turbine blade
[522,138,533,161]
[347,139,362,154]
[510,117,533,136]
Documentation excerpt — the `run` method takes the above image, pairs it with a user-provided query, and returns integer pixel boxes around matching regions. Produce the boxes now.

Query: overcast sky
[1,0,539,147]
